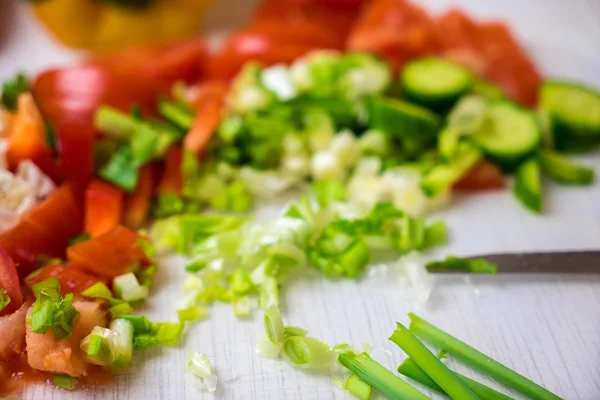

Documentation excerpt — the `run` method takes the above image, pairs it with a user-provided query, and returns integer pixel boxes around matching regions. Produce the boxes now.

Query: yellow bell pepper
[31,0,214,52]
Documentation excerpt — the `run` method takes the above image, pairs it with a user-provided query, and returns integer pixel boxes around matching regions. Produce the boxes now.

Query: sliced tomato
[67,225,146,279]
[346,0,439,72]
[437,9,479,50]
[25,263,106,295]
[454,160,505,192]
[85,180,125,238]
[0,185,83,277]
[0,247,22,316]
[124,164,159,230]
[157,145,183,195]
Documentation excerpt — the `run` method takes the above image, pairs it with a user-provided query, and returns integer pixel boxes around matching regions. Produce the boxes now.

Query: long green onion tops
[408,314,562,400]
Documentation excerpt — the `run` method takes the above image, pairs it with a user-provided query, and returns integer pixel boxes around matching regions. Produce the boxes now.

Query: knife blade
[430,251,600,274]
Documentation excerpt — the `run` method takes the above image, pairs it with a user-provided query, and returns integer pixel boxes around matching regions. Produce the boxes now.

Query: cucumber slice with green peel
[367,96,441,141]
[401,57,474,113]
[540,80,600,151]
[474,101,541,169]
[514,158,542,213]
[540,151,595,185]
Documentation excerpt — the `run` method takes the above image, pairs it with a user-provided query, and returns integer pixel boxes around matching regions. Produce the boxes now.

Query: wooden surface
[2,0,600,399]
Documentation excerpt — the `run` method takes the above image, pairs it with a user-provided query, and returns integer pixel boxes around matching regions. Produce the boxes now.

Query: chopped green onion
[119,315,152,334]
[187,350,218,392]
[408,313,561,400]
[154,193,186,218]
[338,352,429,400]
[100,146,140,192]
[426,256,497,274]
[0,289,10,312]
[312,181,347,206]
[109,303,133,319]
[264,305,285,344]
[539,151,595,185]
[31,276,61,298]
[232,296,252,318]
[389,322,479,399]
[152,322,185,346]
[283,336,335,370]
[51,374,77,391]
[396,215,425,254]
[80,326,117,366]
[133,334,159,349]
[113,273,149,302]
[398,358,514,400]
[30,278,79,338]
[30,300,54,333]
[158,101,195,130]
[68,232,91,246]
[228,268,255,296]
[178,305,208,322]
[131,124,160,164]
[81,282,123,306]
[137,264,159,288]
[256,334,283,359]
[345,374,372,400]
[51,293,80,338]
[421,220,448,250]
[283,326,307,338]
[110,319,134,371]
[259,276,279,309]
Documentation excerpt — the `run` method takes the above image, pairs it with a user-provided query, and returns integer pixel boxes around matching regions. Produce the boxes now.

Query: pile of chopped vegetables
[0,0,598,397]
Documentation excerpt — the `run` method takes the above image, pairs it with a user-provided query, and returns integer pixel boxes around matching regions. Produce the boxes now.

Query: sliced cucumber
[540,80,600,152]
[513,158,542,213]
[540,151,595,185]
[471,80,506,101]
[367,96,441,141]
[401,57,473,113]
[474,101,541,169]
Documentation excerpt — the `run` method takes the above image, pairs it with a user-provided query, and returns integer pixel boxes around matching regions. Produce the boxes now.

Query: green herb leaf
[1,72,28,111]
[0,289,11,313]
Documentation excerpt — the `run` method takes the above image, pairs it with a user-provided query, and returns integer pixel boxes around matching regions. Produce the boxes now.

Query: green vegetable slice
[540,80,600,152]
[338,351,429,400]
[345,374,372,400]
[367,96,441,141]
[0,289,11,313]
[402,57,473,113]
[514,158,542,213]
[409,313,562,400]
[474,101,541,169]
[1,72,29,111]
[389,323,479,400]
[427,256,498,274]
[398,358,514,400]
[539,151,595,185]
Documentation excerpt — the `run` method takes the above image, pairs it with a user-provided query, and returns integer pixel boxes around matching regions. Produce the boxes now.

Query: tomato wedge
[124,164,159,230]
[67,225,146,279]
[0,247,22,316]
[454,160,505,192]
[84,180,125,238]
[25,263,106,295]
[0,185,83,277]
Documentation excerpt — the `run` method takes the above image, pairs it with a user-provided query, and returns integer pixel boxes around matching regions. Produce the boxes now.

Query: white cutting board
[2,1,600,399]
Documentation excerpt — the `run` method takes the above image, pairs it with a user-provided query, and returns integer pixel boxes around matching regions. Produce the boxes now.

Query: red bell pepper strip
[25,263,107,295]
[0,247,23,316]
[67,225,147,279]
[124,165,159,230]
[184,81,227,156]
[157,145,183,195]
[5,94,62,183]
[84,179,125,238]
[0,184,83,277]
[454,160,505,192]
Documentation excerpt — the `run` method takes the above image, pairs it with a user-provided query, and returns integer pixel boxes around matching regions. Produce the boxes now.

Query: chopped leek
[427,256,498,274]
[398,358,514,400]
[283,336,335,370]
[113,273,149,302]
[264,305,285,344]
[338,352,429,400]
[109,303,133,319]
[80,326,118,366]
[81,282,123,306]
[389,323,479,399]
[100,146,140,192]
[94,106,139,140]
[187,350,218,392]
[345,374,372,400]
[51,374,77,391]
[158,101,195,130]
[152,322,185,346]
[408,313,561,400]
[178,305,208,322]
[110,318,134,372]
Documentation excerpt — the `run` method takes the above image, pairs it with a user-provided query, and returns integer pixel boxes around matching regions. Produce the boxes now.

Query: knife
[428,251,600,274]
